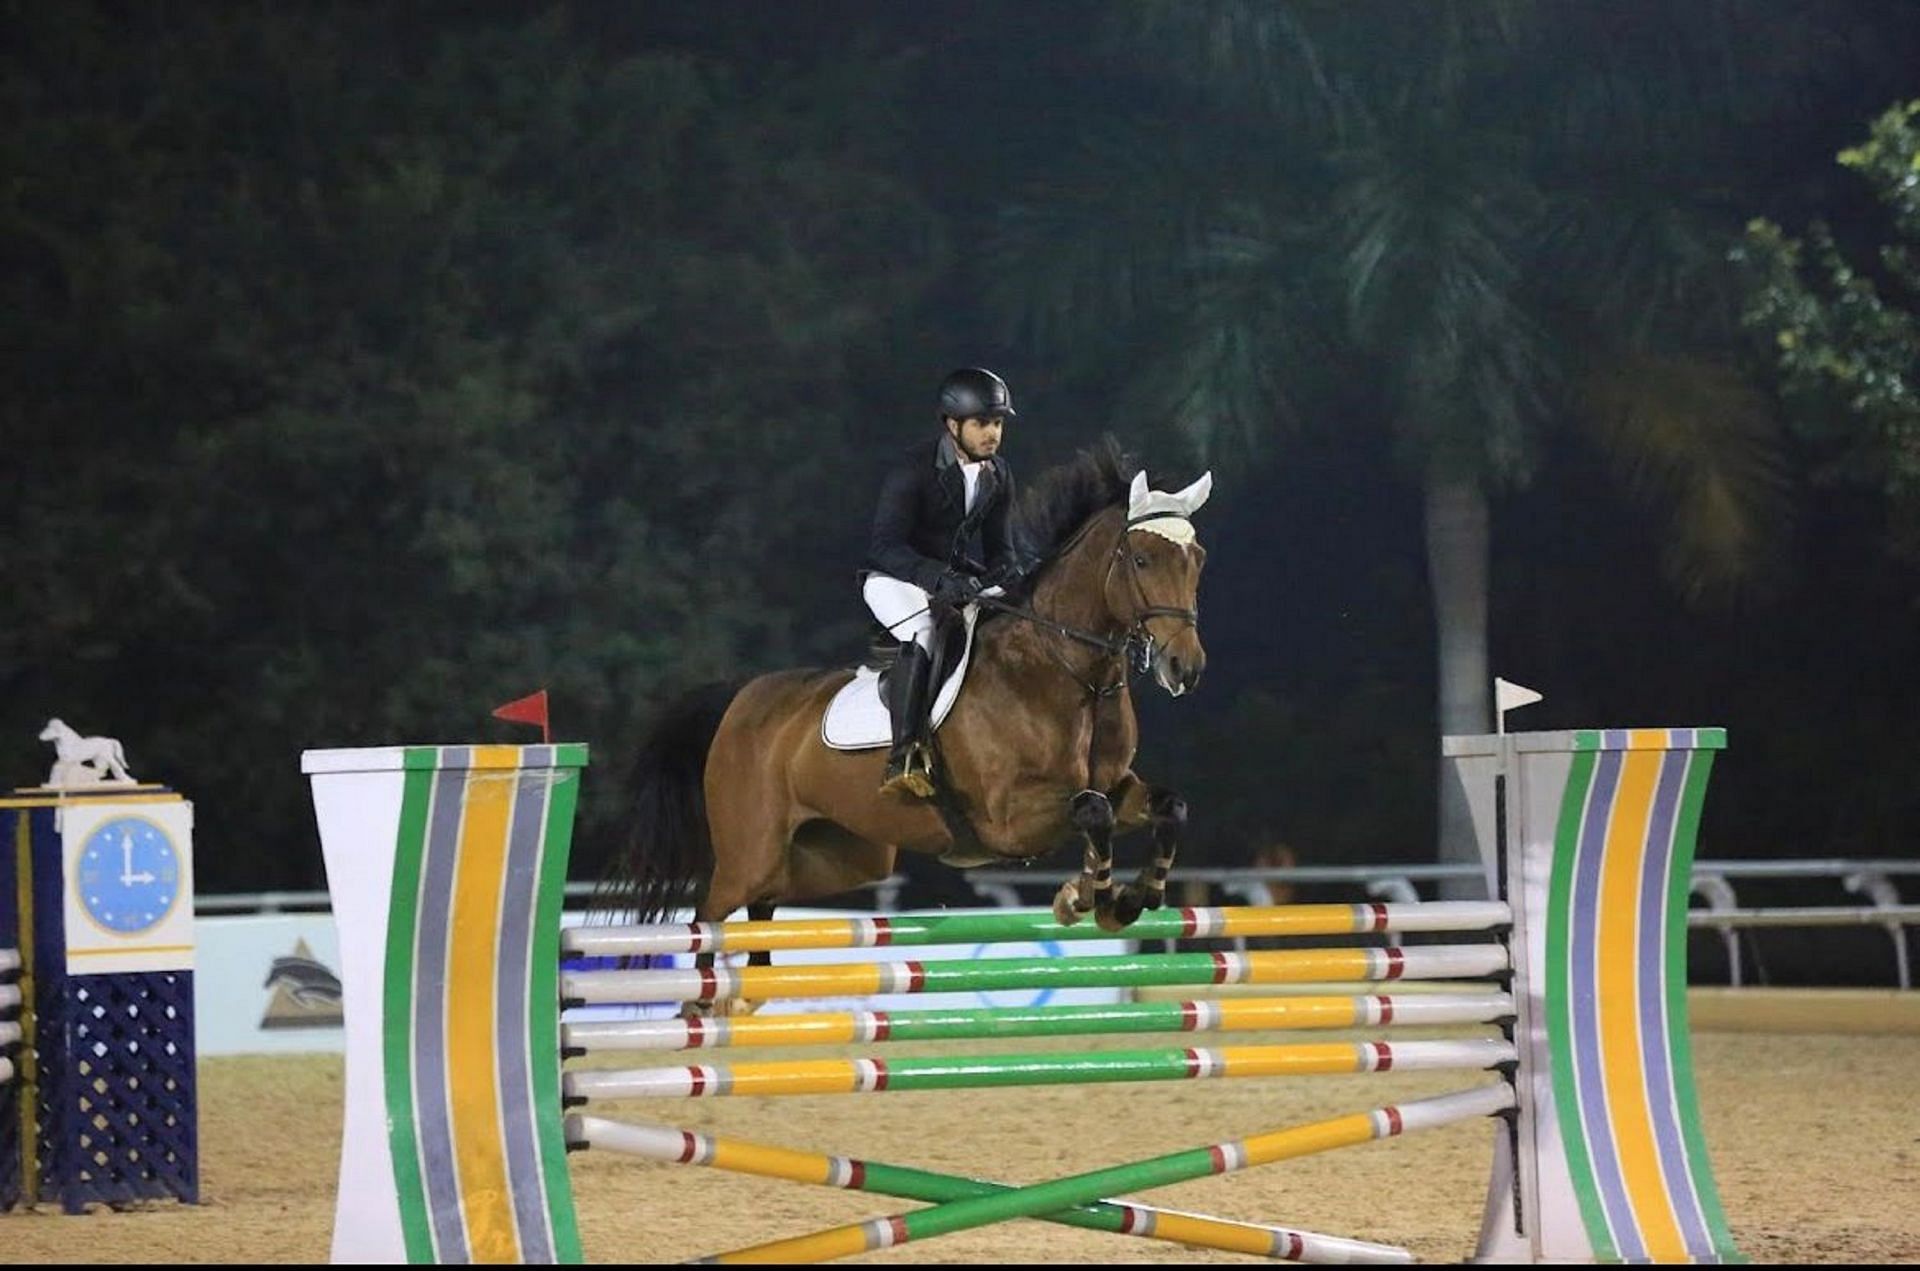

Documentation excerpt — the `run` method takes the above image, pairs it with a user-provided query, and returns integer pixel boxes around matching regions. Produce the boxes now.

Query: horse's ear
[1173,472,1213,516]
[1128,471,1151,517]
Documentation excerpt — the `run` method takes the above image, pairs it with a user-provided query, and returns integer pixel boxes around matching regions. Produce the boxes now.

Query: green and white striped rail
[564,1037,1517,1101]
[562,990,1517,1054]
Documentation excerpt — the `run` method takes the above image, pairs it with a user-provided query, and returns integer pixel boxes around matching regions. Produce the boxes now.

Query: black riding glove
[980,562,1023,593]
[934,571,985,603]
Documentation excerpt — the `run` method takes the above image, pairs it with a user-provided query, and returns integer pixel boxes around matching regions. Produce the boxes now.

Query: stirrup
[881,743,936,798]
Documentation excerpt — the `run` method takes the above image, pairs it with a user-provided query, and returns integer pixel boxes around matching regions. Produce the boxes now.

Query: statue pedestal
[0,784,198,1212]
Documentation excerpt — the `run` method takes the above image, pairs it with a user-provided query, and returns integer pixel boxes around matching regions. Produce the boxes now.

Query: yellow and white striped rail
[562,901,1511,958]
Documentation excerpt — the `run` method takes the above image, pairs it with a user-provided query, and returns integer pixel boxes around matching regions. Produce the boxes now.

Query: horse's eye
[1133,554,1150,568]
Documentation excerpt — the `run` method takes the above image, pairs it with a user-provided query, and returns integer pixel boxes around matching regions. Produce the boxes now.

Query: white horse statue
[38,718,137,786]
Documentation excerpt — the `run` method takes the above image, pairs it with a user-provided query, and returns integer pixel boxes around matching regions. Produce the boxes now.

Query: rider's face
[947,415,1005,461]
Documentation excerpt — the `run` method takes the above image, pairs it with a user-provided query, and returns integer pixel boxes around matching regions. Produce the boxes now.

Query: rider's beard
[955,433,997,462]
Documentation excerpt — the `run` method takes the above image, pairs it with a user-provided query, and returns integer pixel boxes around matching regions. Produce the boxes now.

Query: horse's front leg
[682,900,776,1019]
[1052,789,1116,928]
[1108,775,1186,929]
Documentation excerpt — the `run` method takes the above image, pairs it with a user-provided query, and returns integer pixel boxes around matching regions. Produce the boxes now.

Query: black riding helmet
[937,367,1016,421]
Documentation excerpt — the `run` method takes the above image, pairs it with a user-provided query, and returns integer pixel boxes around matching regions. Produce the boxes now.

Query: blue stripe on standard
[499,752,555,1262]
[1568,746,1645,1261]
[1635,746,1713,1255]
[415,754,471,1263]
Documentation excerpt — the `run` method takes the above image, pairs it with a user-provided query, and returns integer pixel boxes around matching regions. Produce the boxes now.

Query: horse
[612,440,1211,999]
[38,717,136,785]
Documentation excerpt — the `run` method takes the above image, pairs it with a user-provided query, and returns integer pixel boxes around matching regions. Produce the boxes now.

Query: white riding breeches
[864,574,935,649]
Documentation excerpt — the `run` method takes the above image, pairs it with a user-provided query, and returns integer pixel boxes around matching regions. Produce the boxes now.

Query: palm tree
[991,1,1817,872]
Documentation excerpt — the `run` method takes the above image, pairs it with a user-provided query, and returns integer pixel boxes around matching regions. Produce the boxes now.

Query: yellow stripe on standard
[447,754,519,1263]
[464,748,530,770]
[1599,740,1687,1261]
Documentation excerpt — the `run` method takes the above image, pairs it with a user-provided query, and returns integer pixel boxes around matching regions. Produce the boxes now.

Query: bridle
[974,512,1200,682]
[1111,512,1202,675]
[965,507,1202,791]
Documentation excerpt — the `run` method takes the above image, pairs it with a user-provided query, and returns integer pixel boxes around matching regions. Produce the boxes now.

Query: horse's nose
[1178,658,1203,693]
[1167,654,1203,694]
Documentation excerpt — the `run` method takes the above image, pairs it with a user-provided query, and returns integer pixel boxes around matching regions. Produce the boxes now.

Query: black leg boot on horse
[880,640,937,798]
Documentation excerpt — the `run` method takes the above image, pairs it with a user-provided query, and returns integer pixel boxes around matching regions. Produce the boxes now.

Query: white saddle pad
[821,605,981,751]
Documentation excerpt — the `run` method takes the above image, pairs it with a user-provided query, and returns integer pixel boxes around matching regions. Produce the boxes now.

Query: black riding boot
[881,640,936,798]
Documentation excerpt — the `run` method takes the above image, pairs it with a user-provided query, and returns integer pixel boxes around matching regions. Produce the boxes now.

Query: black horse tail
[608,681,742,925]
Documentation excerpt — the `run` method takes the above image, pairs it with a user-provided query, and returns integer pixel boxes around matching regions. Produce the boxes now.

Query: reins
[971,511,1202,788]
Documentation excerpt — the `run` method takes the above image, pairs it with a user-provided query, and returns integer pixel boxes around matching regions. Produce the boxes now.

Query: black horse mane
[1013,435,1139,567]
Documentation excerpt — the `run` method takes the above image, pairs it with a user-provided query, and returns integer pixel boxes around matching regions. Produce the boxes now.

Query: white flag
[1495,678,1544,713]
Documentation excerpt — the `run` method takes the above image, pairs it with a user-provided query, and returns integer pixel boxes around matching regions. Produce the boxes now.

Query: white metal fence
[199,857,1920,988]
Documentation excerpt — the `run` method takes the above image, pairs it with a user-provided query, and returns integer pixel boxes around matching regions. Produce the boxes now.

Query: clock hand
[119,829,156,886]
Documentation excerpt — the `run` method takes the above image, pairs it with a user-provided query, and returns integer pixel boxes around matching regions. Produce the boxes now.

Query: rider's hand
[935,571,984,603]
[980,562,1024,595]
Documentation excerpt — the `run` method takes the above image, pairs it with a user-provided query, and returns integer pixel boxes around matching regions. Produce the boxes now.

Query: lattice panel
[1,985,18,1209]
[2,811,20,1212]
[39,971,198,1212]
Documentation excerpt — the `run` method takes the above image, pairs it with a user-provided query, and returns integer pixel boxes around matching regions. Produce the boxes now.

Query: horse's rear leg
[1053,790,1116,928]
[1111,784,1186,928]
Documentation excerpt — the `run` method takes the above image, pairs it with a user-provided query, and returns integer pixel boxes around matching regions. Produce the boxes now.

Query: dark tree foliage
[5,2,1920,929]
[0,5,938,886]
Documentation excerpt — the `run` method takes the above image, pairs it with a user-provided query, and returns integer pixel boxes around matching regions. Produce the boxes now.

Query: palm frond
[986,113,1311,355]
[1580,351,1794,604]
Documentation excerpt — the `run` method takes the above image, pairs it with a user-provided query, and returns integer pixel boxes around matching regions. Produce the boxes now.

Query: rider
[865,367,1025,797]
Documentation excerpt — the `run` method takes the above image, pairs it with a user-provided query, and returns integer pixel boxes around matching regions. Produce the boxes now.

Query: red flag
[492,689,551,744]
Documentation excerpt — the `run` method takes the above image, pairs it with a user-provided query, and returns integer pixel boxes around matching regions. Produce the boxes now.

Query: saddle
[820,605,981,751]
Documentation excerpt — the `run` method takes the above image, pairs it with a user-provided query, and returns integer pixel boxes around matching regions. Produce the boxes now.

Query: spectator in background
[1251,839,1299,906]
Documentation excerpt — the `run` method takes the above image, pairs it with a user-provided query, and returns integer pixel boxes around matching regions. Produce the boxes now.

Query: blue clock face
[76,816,182,935]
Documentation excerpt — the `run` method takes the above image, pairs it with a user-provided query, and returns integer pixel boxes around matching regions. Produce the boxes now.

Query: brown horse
[614,441,1211,956]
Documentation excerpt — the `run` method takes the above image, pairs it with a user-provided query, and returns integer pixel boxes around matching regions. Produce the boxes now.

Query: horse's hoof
[1098,890,1142,932]
[716,997,762,1018]
[1053,883,1084,926]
